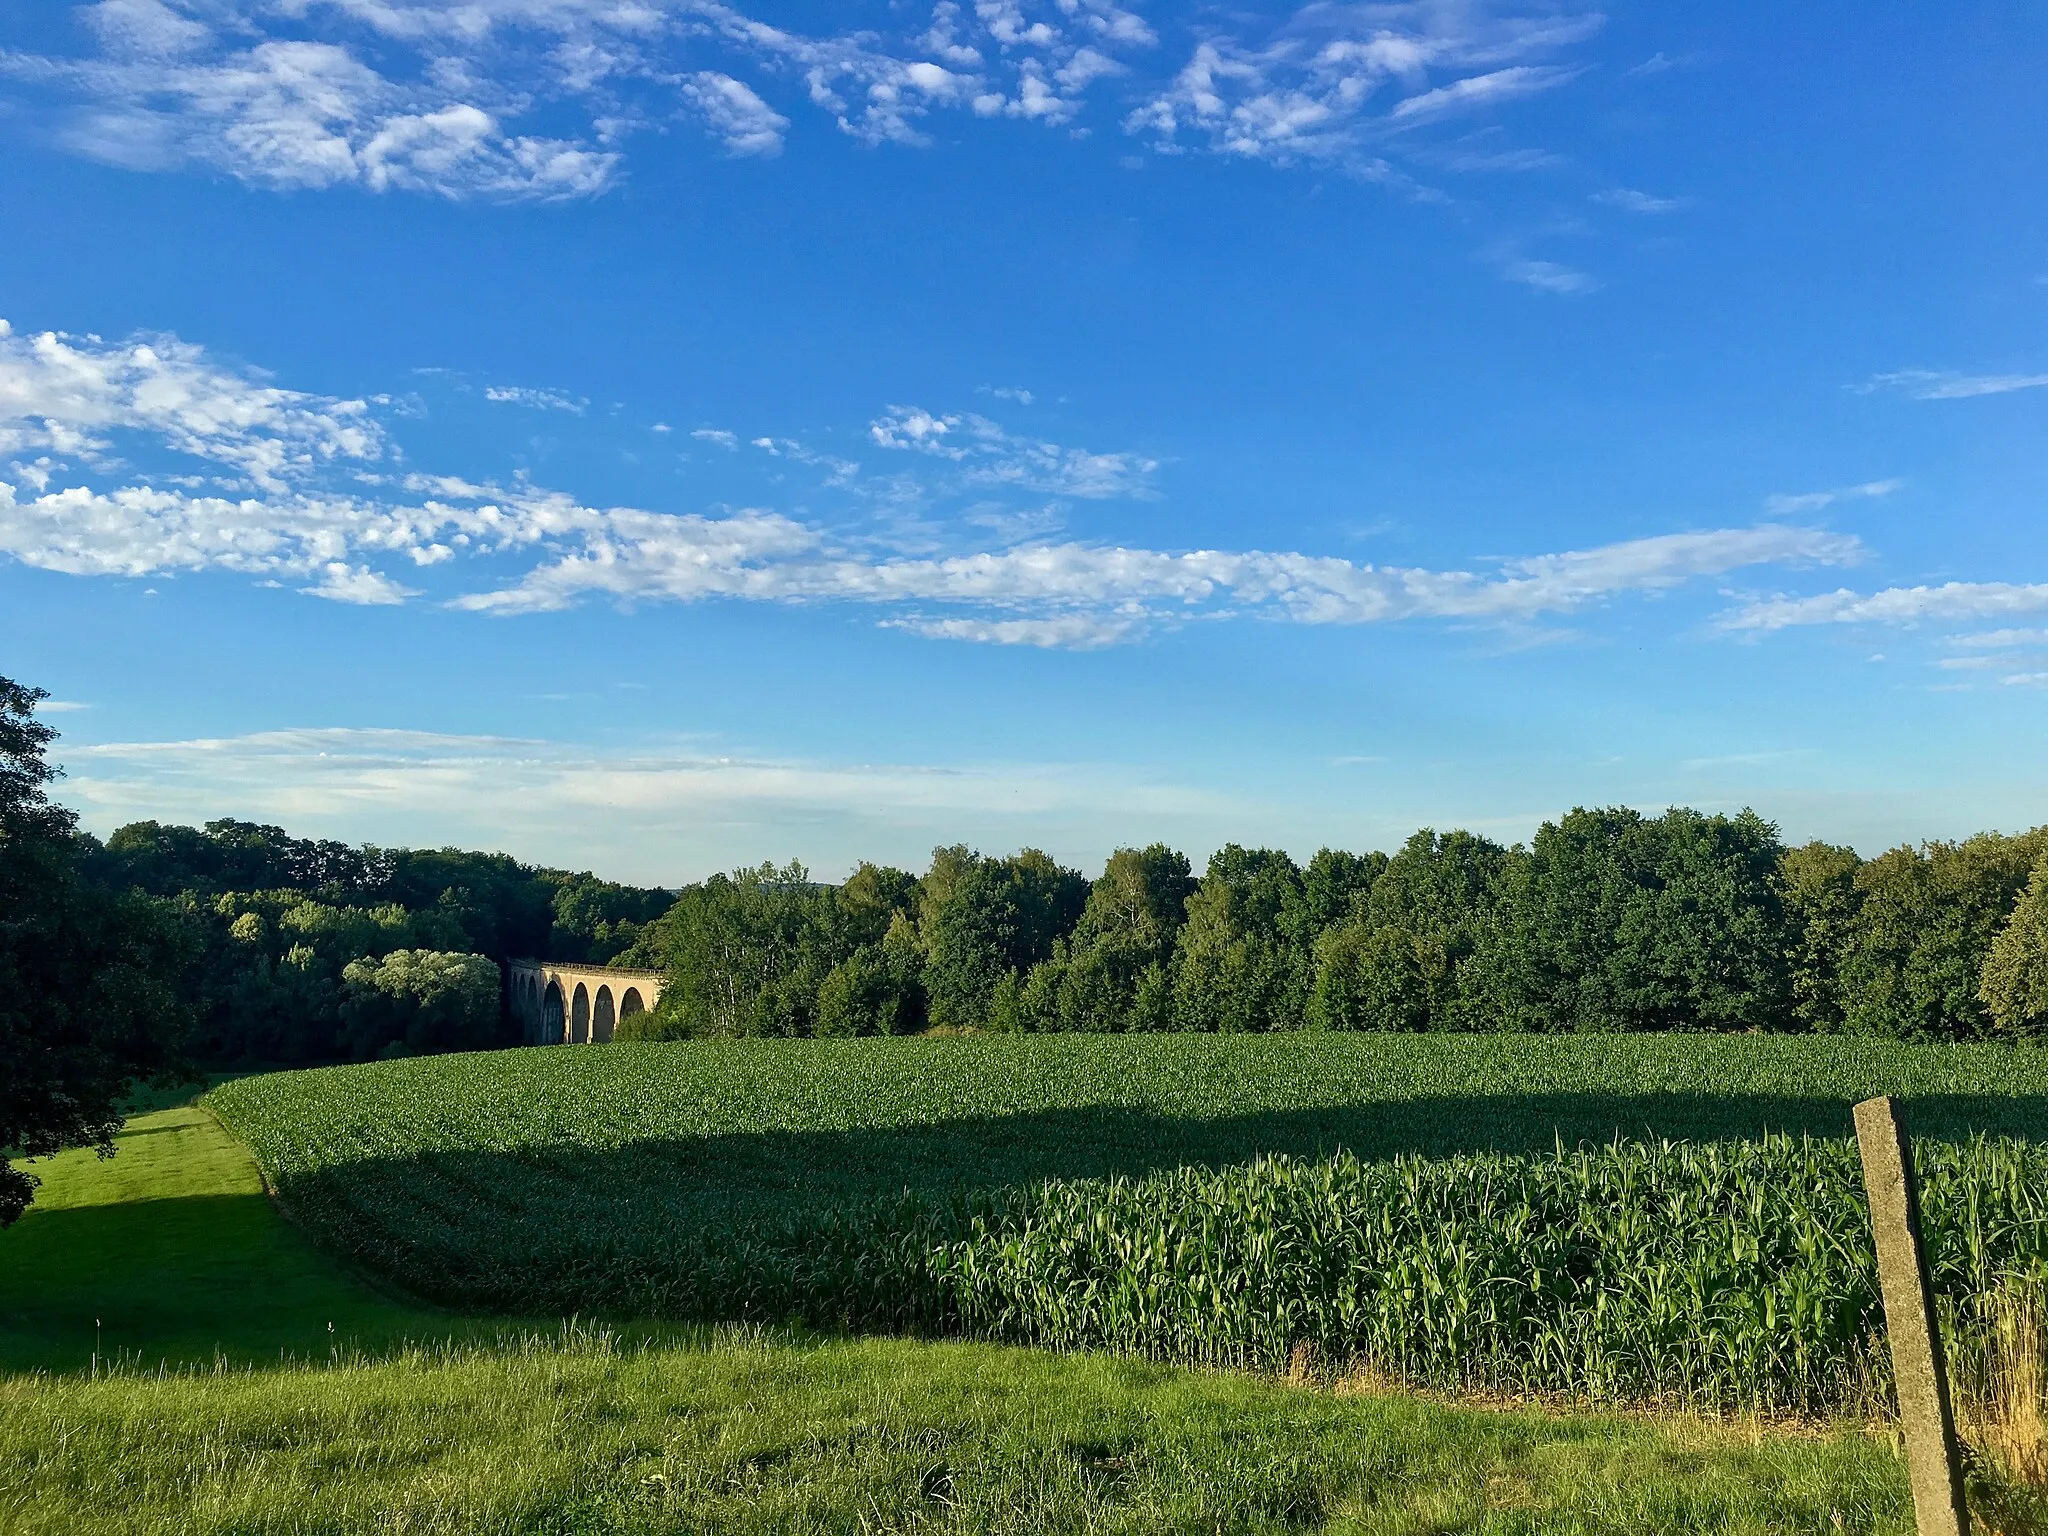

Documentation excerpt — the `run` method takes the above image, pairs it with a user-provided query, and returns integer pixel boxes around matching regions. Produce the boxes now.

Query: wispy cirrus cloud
[1763,478,1901,515]
[1720,582,2048,634]
[1945,628,2048,649]
[1500,257,1596,295]
[57,723,1245,882]
[1124,7,1598,167]
[1389,64,1578,121]
[447,505,1862,644]
[1591,186,1688,213]
[483,384,587,413]
[1859,369,2048,401]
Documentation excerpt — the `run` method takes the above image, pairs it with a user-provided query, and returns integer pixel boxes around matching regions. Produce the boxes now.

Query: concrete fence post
[1853,1095,1969,1536]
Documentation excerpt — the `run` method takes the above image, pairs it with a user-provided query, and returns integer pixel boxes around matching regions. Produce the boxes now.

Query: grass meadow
[0,1089,1934,1535]
[12,1032,2048,1530]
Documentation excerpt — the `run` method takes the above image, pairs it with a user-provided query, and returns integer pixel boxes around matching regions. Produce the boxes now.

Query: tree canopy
[0,677,193,1225]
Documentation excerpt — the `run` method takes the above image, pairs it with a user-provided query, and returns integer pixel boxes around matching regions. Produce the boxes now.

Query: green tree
[1025,845,1194,1032]
[1777,841,1863,1032]
[1310,829,1507,1031]
[627,861,837,1037]
[1308,920,1440,1031]
[921,849,1086,1029]
[340,949,501,1058]
[836,862,921,949]
[815,913,926,1036]
[1474,808,1792,1033]
[1298,847,1386,935]
[1840,830,2048,1040]
[545,874,673,964]
[0,677,194,1226]
[1171,846,1309,1032]
[1980,858,2048,1037]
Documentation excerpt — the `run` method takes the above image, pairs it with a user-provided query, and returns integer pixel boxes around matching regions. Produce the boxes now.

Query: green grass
[0,1106,447,1374]
[0,1074,1931,1534]
[0,1329,1921,1536]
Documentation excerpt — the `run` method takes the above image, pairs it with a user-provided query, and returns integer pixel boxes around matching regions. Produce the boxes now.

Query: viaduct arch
[508,959,666,1045]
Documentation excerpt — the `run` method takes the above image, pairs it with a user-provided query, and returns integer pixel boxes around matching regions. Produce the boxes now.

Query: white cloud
[1722,582,2048,634]
[0,319,382,489]
[30,698,91,712]
[1125,9,1598,166]
[483,384,587,413]
[1861,369,2048,401]
[1591,187,1687,214]
[9,0,1608,196]
[1763,478,1901,515]
[454,510,1864,642]
[11,36,616,200]
[1389,64,1576,120]
[1501,258,1596,295]
[682,70,788,156]
[0,480,443,580]
[302,561,417,604]
[0,465,1873,644]
[1945,628,2048,649]
[883,612,1147,648]
[57,725,1243,882]
[0,313,1878,648]
[690,427,739,448]
[868,404,1157,497]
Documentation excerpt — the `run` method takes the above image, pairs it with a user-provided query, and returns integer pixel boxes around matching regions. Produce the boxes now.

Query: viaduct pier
[509,960,667,1044]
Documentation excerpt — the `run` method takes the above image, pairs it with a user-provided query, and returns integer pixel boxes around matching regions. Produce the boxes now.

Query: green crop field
[1,1085,1934,1535]
[208,1033,2048,1416]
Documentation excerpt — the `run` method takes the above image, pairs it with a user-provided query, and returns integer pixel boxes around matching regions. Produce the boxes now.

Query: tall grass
[0,1325,1920,1536]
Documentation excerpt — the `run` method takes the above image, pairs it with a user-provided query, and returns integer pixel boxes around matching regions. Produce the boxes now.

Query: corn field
[209,1034,2048,1417]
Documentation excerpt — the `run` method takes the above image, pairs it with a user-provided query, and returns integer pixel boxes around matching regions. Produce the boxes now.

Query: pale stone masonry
[509,959,667,1044]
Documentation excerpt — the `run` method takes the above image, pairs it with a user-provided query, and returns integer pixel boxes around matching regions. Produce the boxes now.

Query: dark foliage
[0,678,193,1225]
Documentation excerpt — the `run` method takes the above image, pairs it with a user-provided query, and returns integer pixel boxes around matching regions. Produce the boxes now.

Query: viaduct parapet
[509,959,666,1044]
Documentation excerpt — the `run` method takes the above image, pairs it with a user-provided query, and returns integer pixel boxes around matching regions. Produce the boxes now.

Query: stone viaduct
[509,960,667,1045]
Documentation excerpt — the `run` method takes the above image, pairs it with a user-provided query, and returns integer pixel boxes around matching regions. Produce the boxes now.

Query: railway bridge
[509,959,666,1044]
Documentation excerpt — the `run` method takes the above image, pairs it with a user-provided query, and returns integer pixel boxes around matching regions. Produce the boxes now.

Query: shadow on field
[267,1088,2048,1319]
[348,1088,2048,1217]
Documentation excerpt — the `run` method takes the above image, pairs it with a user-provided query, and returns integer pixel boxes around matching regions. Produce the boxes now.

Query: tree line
[9,663,2048,1224]
[615,811,2048,1044]
[92,818,671,1063]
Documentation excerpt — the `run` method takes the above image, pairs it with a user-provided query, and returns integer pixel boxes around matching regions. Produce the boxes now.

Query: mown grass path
[0,1072,1926,1533]
[0,1107,435,1373]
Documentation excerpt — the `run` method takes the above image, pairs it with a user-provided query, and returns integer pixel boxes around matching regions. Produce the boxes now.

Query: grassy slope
[0,1091,1918,1534]
[0,1107,434,1373]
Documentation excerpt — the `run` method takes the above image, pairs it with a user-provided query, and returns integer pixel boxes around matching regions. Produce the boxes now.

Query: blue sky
[2,1,2045,884]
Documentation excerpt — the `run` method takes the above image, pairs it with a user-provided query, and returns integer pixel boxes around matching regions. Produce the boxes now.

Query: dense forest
[78,818,672,1063]
[611,811,2048,1044]
[36,804,2048,1059]
[33,801,2048,1061]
